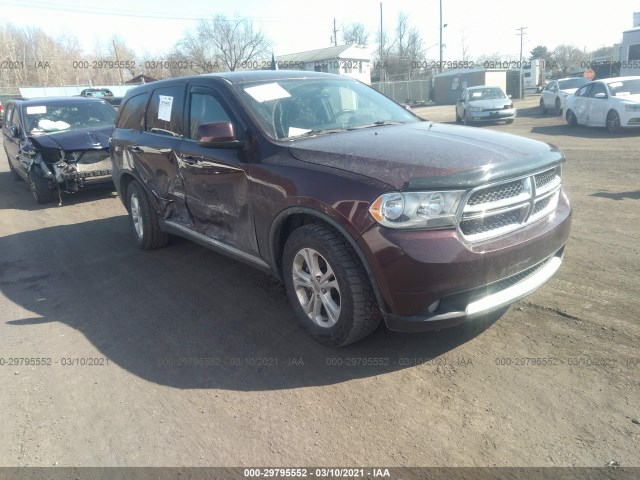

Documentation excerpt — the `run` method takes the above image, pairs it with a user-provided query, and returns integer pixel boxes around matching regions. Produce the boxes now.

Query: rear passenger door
[115,86,190,225]
[178,84,258,256]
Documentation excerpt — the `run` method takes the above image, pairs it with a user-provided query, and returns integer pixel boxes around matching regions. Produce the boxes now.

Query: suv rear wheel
[126,181,169,250]
[282,224,381,347]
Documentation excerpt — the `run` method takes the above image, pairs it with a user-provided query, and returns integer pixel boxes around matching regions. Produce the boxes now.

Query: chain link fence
[371,79,432,105]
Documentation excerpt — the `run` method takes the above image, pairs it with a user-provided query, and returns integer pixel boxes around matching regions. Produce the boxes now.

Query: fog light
[428,300,440,314]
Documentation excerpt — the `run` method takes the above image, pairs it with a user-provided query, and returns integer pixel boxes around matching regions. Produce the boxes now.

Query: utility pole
[379,2,384,82]
[332,19,339,47]
[516,26,527,99]
[113,39,124,85]
[439,0,443,73]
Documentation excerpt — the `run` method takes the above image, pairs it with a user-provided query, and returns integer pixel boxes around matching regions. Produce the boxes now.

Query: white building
[620,12,640,76]
[272,44,371,84]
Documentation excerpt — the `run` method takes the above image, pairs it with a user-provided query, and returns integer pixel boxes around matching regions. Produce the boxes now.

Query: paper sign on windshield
[26,106,47,115]
[245,83,291,103]
[158,95,173,121]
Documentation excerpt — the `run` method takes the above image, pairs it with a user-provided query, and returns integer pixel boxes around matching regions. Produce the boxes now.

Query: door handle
[178,154,201,165]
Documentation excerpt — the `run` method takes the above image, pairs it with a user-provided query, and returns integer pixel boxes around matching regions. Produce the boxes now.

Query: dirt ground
[0,96,638,469]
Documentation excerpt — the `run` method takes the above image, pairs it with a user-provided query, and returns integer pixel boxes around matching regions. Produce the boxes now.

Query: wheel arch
[116,171,161,212]
[268,207,387,314]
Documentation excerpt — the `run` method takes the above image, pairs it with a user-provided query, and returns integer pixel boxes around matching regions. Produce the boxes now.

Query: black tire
[554,98,562,115]
[455,111,461,124]
[5,151,22,181]
[540,99,547,115]
[505,118,514,124]
[282,224,382,347]
[606,110,621,134]
[126,181,169,250]
[462,111,469,126]
[566,109,577,127]
[28,169,56,204]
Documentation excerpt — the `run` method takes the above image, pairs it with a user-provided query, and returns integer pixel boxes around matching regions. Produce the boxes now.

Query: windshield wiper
[345,120,405,130]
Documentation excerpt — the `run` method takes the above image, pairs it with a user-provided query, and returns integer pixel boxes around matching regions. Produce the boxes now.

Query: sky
[1,0,639,62]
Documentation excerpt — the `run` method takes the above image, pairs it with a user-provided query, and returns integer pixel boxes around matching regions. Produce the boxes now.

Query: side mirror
[9,125,20,138]
[196,122,244,149]
[594,92,607,99]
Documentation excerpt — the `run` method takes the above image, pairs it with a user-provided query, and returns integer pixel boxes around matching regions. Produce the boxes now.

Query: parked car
[79,88,114,98]
[540,77,589,115]
[0,101,3,120]
[455,86,515,125]
[78,88,122,109]
[2,97,116,204]
[564,76,640,133]
[111,71,571,347]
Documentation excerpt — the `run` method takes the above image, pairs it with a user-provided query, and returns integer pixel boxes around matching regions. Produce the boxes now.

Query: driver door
[177,85,258,256]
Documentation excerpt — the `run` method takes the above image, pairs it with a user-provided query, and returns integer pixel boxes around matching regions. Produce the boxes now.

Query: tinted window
[557,77,589,90]
[629,43,640,61]
[146,86,184,137]
[117,92,149,130]
[233,77,417,140]
[590,83,607,98]
[22,102,116,134]
[188,92,233,139]
[576,85,592,97]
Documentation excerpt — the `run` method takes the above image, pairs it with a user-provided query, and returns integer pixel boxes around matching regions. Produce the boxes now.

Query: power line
[1,1,306,22]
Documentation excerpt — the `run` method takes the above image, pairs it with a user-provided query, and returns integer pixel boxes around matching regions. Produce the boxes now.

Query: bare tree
[551,44,587,75]
[461,33,469,62]
[375,12,424,80]
[186,15,271,71]
[342,22,369,46]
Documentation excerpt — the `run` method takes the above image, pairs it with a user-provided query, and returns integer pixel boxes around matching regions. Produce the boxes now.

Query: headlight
[624,104,640,112]
[369,191,465,229]
[469,106,482,112]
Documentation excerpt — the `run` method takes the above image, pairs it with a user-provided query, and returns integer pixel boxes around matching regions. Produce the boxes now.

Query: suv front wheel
[282,224,381,347]
[126,181,169,250]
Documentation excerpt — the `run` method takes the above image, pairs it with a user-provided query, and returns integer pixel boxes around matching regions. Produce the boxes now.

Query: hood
[288,122,564,190]
[29,126,111,151]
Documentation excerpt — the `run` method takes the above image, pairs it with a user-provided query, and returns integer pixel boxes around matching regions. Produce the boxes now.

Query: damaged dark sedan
[2,97,116,204]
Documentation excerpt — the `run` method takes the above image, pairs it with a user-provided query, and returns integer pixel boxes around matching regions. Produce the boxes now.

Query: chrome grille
[534,167,559,189]
[460,211,521,236]
[532,196,551,215]
[467,180,523,205]
[459,167,562,242]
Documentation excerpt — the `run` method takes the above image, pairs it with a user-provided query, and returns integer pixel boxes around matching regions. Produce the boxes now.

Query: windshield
[557,77,589,90]
[233,77,419,140]
[25,102,116,134]
[467,88,507,100]
[607,79,640,97]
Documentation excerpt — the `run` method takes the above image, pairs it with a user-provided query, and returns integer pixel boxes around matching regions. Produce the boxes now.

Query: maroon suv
[110,71,571,347]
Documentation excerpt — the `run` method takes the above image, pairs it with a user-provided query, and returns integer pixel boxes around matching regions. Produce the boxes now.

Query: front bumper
[358,191,571,332]
[468,108,516,122]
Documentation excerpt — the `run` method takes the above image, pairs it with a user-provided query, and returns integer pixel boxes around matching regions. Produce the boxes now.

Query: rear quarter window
[116,92,149,130]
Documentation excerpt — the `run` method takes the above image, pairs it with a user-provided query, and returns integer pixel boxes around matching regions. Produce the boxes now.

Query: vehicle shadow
[0,217,503,391]
[0,170,116,211]
[529,125,640,138]
[591,190,640,201]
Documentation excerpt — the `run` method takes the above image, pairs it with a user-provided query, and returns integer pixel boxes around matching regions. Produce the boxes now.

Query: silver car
[455,86,515,125]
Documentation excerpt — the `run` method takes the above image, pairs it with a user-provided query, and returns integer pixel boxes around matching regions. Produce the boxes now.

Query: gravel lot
[1,95,638,469]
